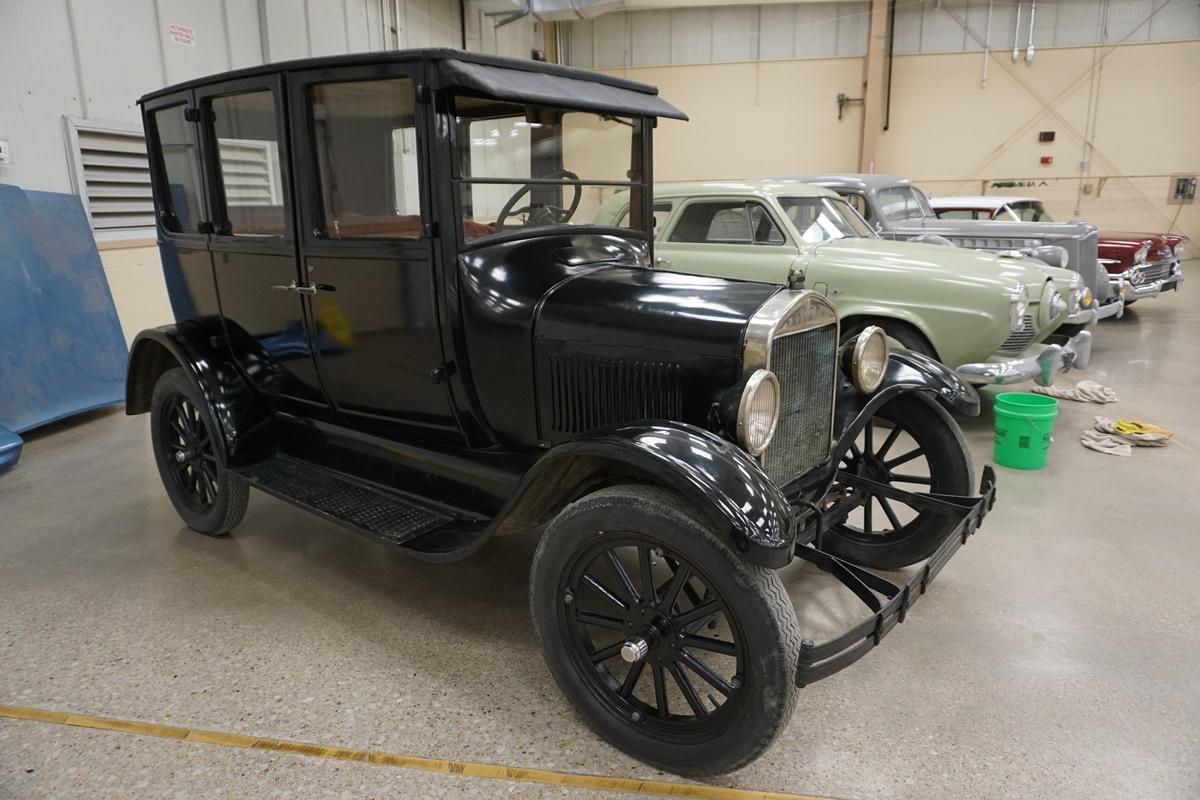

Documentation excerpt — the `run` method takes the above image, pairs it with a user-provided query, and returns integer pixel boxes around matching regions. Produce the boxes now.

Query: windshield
[452,95,645,242]
[1003,201,1054,222]
[877,185,933,221]
[778,196,875,242]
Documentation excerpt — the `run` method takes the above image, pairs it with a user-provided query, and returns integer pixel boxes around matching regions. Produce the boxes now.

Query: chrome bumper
[1065,306,1097,326]
[956,330,1093,387]
[1112,266,1184,301]
[1093,294,1125,320]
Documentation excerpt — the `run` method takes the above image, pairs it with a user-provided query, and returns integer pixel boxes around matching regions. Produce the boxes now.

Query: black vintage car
[127,49,995,775]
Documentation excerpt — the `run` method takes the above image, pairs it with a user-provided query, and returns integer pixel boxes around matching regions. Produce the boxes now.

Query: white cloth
[1093,416,1172,446]
[1080,428,1131,457]
[1033,380,1119,404]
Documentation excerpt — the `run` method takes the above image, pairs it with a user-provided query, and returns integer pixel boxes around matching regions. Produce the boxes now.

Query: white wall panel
[921,2,968,53]
[758,5,796,60]
[262,0,312,60]
[69,0,164,120]
[793,3,839,58]
[632,10,671,65]
[593,12,629,67]
[711,6,758,62]
[835,2,868,57]
[225,0,268,67]
[568,17,596,68]
[1053,0,1102,47]
[1148,0,1200,41]
[891,1,922,55]
[155,0,232,84]
[307,0,351,56]
[1102,0,1154,43]
[670,7,714,65]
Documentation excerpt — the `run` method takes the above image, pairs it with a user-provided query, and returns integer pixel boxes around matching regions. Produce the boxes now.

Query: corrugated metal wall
[0,0,538,195]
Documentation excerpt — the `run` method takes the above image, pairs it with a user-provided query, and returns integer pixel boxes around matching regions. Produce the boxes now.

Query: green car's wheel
[825,395,973,570]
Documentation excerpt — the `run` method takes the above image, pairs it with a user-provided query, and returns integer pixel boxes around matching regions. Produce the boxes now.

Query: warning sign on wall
[168,23,195,47]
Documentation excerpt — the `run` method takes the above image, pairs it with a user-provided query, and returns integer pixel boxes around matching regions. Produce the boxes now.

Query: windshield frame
[876,184,934,222]
[448,93,651,247]
[1003,200,1054,222]
[776,194,878,243]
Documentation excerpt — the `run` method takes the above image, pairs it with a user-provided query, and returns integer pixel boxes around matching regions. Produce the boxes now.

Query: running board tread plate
[234,455,451,547]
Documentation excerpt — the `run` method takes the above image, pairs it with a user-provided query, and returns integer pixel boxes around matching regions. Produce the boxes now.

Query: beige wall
[97,242,172,346]
[602,40,1200,255]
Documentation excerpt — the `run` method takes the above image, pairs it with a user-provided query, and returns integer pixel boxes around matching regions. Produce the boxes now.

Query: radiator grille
[949,236,1038,250]
[761,324,838,486]
[1137,261,1172,283]
[548,355,683,434]
[998,314,1036,353]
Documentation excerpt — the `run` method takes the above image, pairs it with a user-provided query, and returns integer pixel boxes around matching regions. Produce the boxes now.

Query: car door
[198,76,329,410]
[287,63,461,443]
[655,197,795,284]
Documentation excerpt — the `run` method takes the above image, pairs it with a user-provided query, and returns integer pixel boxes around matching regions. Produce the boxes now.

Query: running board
[232,455,488,560]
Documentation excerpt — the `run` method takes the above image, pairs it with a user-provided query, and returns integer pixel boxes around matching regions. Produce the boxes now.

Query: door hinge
[430,362,456,385]
[183,107,202,122]
[423,222,439,239]
[417,84,433,104]
[197,221,215,234]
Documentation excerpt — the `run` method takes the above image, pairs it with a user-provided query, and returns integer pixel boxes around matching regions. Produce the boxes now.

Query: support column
[859,0,892,173]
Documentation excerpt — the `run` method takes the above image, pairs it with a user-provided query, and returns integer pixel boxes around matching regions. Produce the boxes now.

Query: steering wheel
[495,169,582,230]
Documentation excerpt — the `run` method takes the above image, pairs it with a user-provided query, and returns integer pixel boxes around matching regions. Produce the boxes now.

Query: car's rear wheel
[150,367,248,536]
[824,394,973,570]
[530,485,800,776]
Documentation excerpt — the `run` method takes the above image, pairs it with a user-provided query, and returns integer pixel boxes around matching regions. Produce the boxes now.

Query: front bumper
[792,466,997,686]
[1112,265,1185,301]
[1093,294,1125,320]
[955,329,1092,387]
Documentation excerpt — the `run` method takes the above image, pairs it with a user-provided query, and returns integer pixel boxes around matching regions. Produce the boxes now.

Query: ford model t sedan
[127,50,994,775]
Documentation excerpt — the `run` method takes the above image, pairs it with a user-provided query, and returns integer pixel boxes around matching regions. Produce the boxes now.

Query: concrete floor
[2,287,1198,799]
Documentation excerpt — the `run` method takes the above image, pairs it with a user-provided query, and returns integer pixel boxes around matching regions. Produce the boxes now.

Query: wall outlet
[0,139,11,165]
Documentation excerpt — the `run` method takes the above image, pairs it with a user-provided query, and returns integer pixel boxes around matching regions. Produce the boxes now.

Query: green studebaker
[596,180,1093,387]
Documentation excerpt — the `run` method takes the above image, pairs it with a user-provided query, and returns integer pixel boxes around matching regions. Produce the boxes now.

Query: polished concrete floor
[2,287,1198,799]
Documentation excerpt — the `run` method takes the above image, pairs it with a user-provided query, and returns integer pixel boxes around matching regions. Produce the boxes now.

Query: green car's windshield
[778,196,876,243]
[1003,201,1054,222]
[877,185,933,221]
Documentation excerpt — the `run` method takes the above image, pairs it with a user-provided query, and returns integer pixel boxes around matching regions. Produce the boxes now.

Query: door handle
[271,281,331,295]
[271,281,298,292]
[655,257,671,266]
[295,283,318,295]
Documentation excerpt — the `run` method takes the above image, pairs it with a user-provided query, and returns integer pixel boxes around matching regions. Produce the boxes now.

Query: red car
[930,196,1187,304]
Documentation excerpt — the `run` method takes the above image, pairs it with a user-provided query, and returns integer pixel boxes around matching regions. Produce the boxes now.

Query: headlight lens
[1135,242,1151,263]
[1068,275,1084,312]
[737,369,780,456]
[851,326,889,394]
[1081,287,1094,309]
[1009,285,1030,332]
[1174,240,1189,259]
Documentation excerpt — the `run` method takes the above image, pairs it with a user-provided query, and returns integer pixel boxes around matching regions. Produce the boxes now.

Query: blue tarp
[0,184,128,439]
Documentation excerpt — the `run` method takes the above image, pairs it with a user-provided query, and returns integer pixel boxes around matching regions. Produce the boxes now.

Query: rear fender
[833,347,979,460]
[125,316,274,466]
[492,421,795,568]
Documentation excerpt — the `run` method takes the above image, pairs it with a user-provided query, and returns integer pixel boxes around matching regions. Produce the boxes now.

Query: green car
[595,180,1092,387]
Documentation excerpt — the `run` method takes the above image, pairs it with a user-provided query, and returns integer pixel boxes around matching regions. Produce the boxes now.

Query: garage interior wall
[568,0,1200,257]
[0,0,542,343]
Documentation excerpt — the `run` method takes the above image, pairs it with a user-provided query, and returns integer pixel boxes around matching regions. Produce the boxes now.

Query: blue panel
[0,184,128,433]
[0,425,22,474]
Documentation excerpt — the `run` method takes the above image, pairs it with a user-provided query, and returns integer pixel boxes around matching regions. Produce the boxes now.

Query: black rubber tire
[841,318,937,359]
[150,367,248,536]
[824,395,973,570]
[530,485,800,777]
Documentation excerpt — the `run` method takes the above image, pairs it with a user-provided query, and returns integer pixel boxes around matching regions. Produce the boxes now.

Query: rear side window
[936,209,978,220]
[211,90,286,236]
[309,78,421,239]
[617,201,674,230]
[149,104,204,234]
[669,201,783,245]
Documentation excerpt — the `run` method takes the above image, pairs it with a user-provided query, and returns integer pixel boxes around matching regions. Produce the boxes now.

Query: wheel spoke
[863,496,874,534]
[603,550,640,605]
[638,547,657,607]
[589,641,624,664]
[659,563,692,614]
[618,660,645,699]
[879,496,902,531]
[575,610,626,632]
[652,664,669,717]
[848,442,862,460]
[863,420,874,453]
[668,662,708,717]
[890,473,931,485]
[885,448,924,469]
[680,633,737,657]
[678,650,733,698]
[582,574,628,611]
[876,425,903,459]
[673,599,721,629]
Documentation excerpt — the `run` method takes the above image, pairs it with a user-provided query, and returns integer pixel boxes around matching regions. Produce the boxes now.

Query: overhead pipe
[1026,0,1037,62]
[981,0,993,86]
[1012,0,1022,61]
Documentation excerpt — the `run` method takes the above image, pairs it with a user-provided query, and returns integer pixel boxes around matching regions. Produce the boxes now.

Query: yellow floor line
[0,703,833,800]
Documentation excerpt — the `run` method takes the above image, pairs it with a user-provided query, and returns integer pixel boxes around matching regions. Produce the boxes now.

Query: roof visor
[439,59,689,121]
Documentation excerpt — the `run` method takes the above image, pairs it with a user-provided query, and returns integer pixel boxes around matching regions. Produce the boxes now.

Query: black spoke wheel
[825,394,973,570]
[531,486,800,776]
[150,368,248,536]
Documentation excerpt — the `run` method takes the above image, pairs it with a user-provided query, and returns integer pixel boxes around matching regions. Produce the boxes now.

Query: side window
[211,90,286,236]
[310,78,420,239]
[617,200,673,230]
[669,201,783,245]
[843,191,871,221]
[148,104,204,234]
[937,209,975,220]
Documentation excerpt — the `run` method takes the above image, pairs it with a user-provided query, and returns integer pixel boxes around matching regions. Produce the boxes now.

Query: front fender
[493,421,795,568]
[833,348,979,460]
[126,316,274,466]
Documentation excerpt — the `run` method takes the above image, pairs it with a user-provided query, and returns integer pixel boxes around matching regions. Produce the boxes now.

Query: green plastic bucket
[993,392,1059,470]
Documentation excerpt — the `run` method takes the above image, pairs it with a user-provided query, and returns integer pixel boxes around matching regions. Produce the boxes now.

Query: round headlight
[1009,285,1030,332]
[851,326,889,394]
[737,369,780,456]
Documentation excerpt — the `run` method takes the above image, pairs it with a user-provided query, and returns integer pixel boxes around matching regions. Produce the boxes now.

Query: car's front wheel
[150,367,248,535]
[530,485,800,776]
[824,394,974,570]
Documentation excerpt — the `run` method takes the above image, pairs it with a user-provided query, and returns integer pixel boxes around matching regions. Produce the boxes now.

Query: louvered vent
[217,138,281,206]
[548,355,683,434]
[69,122,154,231]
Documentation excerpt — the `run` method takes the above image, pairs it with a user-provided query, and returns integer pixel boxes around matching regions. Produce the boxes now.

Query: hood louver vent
[548,355,683,434]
